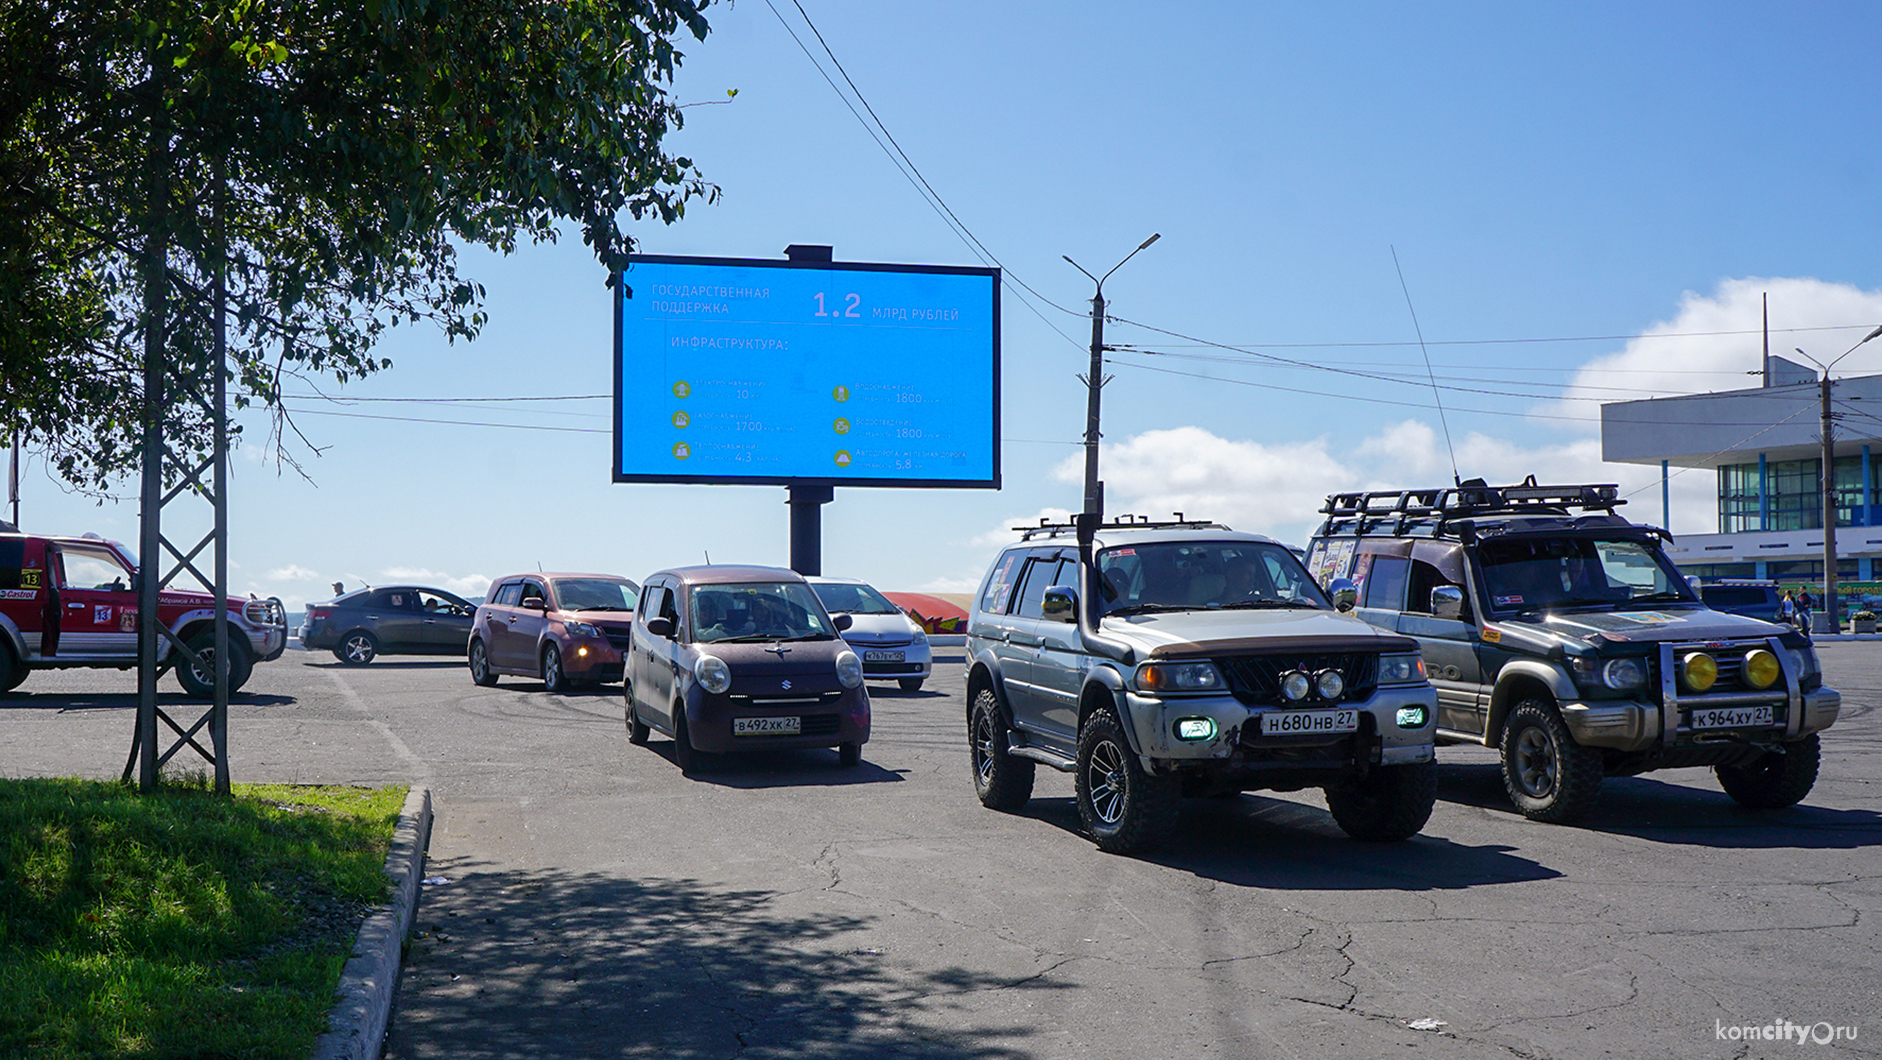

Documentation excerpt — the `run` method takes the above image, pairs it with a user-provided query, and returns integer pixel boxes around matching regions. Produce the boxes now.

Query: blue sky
[14,1,1882,608]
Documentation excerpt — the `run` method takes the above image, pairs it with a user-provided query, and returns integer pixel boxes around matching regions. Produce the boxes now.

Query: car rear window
[1703,586,1769,608]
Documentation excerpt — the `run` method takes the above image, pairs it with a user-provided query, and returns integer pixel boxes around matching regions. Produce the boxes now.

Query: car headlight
[564,620,600,638]
[835,650,864,689]
[1314,668,1346,700]
[694,654,732,695]
[1601,658,1646,690]
[1681,651,1718,692]
[1279,670,1313,702]
[1742,649,1781,689]
[1135,661,1225,693]
[1377,653,1427,686]
[1786,646,1821,684]
[910,627,929,644]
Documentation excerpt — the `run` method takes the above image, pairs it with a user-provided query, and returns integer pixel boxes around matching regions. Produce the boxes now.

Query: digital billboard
[613,254,1000,488]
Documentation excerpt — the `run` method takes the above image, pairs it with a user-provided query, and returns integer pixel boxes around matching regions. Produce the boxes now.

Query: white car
[808,576,933,692]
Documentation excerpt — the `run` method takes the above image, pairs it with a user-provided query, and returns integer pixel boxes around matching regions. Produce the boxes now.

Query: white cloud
[265,564,322,581]
[1551,277,1882,420]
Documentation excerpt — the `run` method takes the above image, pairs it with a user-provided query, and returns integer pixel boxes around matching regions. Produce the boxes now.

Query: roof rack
[1316,476,1624,539]
[1012,512,1231,542]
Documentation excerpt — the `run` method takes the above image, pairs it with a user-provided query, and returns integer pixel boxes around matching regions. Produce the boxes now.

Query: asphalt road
[3,645,1878,1060]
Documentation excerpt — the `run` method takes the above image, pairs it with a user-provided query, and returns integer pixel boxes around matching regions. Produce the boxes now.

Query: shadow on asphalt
[646,739,906,788]
[1018,792,1562,890]
[0,692,298,711]
[1437,762,1882,848]
[389,862,1049,1060]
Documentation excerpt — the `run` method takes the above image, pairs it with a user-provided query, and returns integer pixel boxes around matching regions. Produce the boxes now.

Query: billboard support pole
[788,484,833,576]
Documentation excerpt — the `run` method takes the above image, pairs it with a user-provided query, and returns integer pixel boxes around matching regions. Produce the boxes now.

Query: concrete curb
[311,786,433,1060]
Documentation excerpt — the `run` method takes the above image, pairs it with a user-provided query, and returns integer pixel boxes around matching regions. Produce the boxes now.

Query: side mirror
[1041,586,1078,623]
[832,612,854,632]
[1328,578,1357,612]
[1431,585,1465,621]
[643,616,674,638]
[521,598,547,612]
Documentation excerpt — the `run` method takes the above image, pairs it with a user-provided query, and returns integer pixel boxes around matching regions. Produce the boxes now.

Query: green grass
[0,776,407,1060]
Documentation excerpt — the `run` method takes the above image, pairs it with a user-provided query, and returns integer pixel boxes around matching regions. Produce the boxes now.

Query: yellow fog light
[577,646,590,658]
[1681,651,1717,692]
[1742,648,1780,689]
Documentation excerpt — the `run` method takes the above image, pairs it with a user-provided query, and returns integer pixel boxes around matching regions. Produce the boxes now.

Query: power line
[1113,322,1877,351]
[758,0,1087,354]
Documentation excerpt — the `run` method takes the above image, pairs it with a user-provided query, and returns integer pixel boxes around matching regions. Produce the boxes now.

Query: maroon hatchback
[625,565,871,771]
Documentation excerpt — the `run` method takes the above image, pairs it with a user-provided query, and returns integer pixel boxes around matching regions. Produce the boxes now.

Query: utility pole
[1063,233,1160,521]
[1821,368,1839,633]
[1796,323,1882,634]
[7,427,17,527]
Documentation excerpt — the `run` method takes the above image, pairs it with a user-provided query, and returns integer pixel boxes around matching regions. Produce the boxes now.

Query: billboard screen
[613,254,1000,488]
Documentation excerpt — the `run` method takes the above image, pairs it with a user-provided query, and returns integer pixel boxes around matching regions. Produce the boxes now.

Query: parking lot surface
[3,645,1878,1059]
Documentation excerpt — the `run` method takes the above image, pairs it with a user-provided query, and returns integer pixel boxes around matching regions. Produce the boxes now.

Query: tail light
[308,607,332,622]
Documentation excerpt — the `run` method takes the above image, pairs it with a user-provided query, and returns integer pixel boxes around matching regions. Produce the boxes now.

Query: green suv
[1305,479,1840,823]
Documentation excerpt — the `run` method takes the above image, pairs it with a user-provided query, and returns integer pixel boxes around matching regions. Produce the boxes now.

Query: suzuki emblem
[781,679,792,690]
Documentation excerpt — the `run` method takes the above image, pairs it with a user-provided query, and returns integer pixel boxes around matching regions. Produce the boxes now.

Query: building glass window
[1720,456,1879,534]
[1718,463,1763,533]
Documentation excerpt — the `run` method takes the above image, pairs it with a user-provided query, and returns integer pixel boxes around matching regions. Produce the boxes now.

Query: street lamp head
[1137,233,1162,251]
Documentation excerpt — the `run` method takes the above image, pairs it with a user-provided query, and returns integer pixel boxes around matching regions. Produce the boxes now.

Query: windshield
[1478,536,1695,613]
[811,581,903,615]
[690,581,835,643]
[551,577,641,612]
[1096,541,1331,614]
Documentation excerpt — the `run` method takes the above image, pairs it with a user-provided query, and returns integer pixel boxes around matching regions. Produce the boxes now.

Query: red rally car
[0,529,287,698]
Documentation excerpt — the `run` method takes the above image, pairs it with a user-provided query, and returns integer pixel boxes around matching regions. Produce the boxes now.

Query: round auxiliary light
[1314,668,1346,701]
[1681,651,1718,693]
[1280,670,1312,702]
[1742,648,1781,690]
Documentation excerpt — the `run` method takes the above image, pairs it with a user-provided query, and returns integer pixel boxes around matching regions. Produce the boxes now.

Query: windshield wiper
[1215,599,1319,610]
[1107,603,1193,616]
[1628,591,1689,604]
[781,632,836,641]
[581,605,631,612]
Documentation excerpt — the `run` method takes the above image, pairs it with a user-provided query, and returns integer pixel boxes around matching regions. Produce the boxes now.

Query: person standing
[1779,589,1796,628]
[1796,588,1815,636]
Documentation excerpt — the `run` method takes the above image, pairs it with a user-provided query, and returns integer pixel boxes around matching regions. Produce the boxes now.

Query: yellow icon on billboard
[832,385,849,402]
[673,380,691,399]
[673,442,691,460]
[833,450,852,467]
[673,411,690,429]
[832,417,850,434]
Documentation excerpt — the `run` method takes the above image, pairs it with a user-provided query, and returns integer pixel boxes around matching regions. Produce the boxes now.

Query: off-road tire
[838,741,862,767]
[1325,760,1438,841]
[1500,698,1604,823]
[336,630,378,666]
[177,632,253,699]
[1716,733,1820,808]
[625,687,650,745]
[541,643,569,693]
[0,643,24,695]
[898,678,924,693]
[468,640,498,687]
[969,687,1035,811]
[1075,708,1181,854]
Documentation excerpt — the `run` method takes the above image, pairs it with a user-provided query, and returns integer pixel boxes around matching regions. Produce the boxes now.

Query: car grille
[596,622,633,649]
[1216,652,1379,706]
[800,714,842,737]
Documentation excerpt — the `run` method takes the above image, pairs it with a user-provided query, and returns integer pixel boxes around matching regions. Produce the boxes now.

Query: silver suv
[966,516,1439,854]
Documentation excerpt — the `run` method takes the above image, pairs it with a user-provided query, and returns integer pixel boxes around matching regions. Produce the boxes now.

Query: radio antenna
[1391,245,1459,486]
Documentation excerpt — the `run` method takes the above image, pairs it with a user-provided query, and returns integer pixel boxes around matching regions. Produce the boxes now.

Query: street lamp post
[1063,233,1160,521]
[1794,323,1882,632]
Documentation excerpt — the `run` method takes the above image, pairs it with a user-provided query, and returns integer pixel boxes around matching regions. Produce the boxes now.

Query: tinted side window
[1013,555,1071,619]
[1703,587,1763,608]
[521,580,546,603]
[639,583,665,617]
[980,551,1024,614]
[659,585,681,625]
[1362,557,1410,610]
[493,581,524,607]
[0,538,24,590]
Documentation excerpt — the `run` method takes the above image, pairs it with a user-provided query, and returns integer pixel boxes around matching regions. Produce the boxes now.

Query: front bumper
[851,639,933,681]
[1122,683,1438,764]
[1560,686,1841,750]
[559,637,624,681]
[686,685,871,754]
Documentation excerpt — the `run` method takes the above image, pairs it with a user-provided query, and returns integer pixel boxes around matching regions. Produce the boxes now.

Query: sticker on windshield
[1111,548,1135,557]
[1616,611,1684,625]
[1494,595,1524,606]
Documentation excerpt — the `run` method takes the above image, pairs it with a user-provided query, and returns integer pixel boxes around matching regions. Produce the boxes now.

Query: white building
[1601,354,1882,592]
